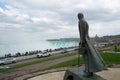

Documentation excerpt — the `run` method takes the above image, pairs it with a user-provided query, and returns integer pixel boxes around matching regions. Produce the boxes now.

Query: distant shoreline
[47,38,80,42]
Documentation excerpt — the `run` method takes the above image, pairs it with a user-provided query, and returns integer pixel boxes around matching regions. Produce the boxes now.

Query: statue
[64,13,107,80]
[78,13,106,77]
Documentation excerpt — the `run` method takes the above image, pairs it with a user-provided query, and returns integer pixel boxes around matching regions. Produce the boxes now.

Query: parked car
[0,66,10,69]
[0,60,5,65]
[37,51,51,58]
[0,58,16,65]
[60,49,68,54]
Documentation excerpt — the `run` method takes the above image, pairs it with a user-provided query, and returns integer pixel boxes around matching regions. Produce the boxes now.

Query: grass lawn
[102,53,120,66]
[0,52,119,72]
[116,46,120,52]
[0,52,77,72]
[46,53,120,70]
[99,46,120,52]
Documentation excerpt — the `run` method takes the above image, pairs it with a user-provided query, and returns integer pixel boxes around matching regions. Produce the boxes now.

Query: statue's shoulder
[83,20,89,25]
[83,19,87,23]
[80,19,86,23]
[80,20,87,25]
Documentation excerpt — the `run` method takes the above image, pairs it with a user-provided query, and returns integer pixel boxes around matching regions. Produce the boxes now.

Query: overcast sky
[0,0,120,39]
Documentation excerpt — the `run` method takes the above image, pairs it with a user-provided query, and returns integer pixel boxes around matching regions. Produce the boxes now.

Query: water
[0,28,78,56]
[0,38,78,56]
[0,40,49,55]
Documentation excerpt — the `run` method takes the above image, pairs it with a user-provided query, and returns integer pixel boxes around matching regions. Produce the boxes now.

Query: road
[0,53,78,80]
[4,47,77,66]
[8,53,62,66]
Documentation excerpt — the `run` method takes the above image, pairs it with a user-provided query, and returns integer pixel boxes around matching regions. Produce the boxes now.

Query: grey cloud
[1,0,120,38]
[17,20,62,33]
[0,13,17,24]
[82,8,120,23]
[0,12,32,25]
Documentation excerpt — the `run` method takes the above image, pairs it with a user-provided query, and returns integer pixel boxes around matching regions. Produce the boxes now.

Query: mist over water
[0,38,78,55]
[0,40,53,55]
[0,39,78,56]
[0,31,79,56]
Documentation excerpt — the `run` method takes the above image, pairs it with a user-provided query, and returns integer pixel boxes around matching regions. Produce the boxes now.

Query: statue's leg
[82,54,87,72]
[82,52,93,77]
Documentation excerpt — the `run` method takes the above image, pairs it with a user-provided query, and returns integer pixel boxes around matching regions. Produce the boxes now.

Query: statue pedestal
[64,67,106,80]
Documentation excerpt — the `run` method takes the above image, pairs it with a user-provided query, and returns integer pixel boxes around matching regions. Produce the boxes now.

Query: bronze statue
[78,13,106,77]
[64,13,107,80]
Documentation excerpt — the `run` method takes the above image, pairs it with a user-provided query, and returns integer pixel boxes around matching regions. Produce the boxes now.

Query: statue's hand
[79,47,85,54]
[79,42,86,54]
[81,42,85,47]
[79,42,81,46]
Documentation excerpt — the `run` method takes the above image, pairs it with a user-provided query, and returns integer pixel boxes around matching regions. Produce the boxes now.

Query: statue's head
[78,13,84,20]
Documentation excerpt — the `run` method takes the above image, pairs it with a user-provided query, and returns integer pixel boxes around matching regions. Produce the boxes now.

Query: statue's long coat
[78,19,106,72]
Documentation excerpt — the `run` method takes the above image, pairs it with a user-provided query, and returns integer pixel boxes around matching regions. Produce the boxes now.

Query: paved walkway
[97,68,120,80]
[0,55,78,80]
[28,68,120,80]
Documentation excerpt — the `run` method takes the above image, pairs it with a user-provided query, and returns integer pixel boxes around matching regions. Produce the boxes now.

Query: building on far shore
[92,34,120,47]
[47,34,120,48]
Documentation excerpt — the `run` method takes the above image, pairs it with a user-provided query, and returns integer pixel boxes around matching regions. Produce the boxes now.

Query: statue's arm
[80,21,87,47]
